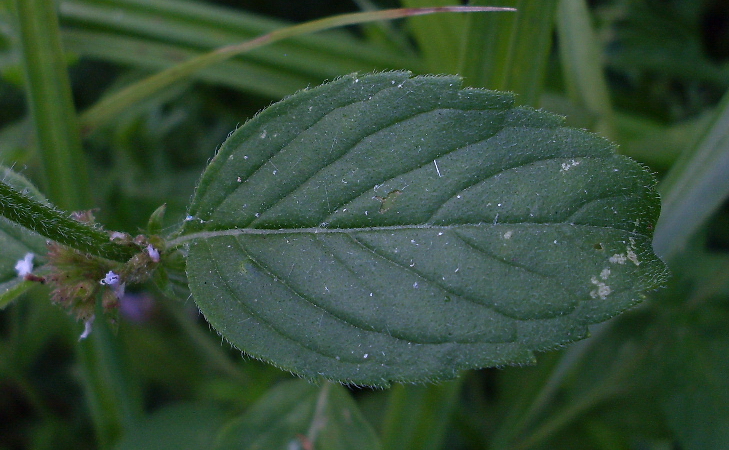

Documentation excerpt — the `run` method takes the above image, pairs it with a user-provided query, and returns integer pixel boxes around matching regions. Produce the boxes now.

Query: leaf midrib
[170,221,649,248]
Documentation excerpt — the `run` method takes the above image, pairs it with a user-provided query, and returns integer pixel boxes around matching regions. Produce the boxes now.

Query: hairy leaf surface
[178,72,668,385]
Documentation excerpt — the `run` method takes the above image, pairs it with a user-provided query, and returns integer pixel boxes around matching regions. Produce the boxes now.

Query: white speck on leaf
[561,159,581,171]
[610,253,627,264]
[590,276,612,299]
[503,231,513,239]
[627,250,640,266]
[627,238,641,265]
[434,160,442,177]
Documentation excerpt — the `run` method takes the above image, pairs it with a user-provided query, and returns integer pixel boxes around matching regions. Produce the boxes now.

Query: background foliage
[1,0,728,449]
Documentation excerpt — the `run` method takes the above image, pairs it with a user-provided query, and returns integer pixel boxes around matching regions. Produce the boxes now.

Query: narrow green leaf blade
[458,0,558,105]
[13,0,91,209]
[178,72,668,385]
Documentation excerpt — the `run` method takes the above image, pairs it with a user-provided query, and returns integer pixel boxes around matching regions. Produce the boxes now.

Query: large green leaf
[175,72,668,385]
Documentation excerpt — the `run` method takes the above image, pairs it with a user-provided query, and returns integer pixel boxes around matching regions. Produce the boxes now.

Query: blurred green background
[1,0,728,449]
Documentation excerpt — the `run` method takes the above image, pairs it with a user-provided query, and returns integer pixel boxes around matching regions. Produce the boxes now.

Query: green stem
[0,182,138,262]
[78,6,515,134]
[77,295,143,449]
[13,0,91,209]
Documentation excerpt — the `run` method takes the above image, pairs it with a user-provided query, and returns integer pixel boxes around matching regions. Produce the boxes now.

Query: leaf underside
[179,72,668,386]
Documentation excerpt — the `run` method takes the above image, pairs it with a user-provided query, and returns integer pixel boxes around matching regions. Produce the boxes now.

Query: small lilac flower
[100,271,120,286]
[146,245,160,263]
[100,271,126,299]
[15,253,34,277]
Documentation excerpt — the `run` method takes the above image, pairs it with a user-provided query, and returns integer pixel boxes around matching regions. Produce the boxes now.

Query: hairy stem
[0,182,138,262]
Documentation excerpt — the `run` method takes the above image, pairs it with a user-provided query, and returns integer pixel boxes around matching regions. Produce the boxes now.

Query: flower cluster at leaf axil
[45,214,163,324]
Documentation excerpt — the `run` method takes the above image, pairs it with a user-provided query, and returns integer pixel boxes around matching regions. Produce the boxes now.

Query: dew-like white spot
[503,230,513,239]
[561,159,581,171]
[627,250,640,265]
[590,276,612,299]
[600,268,611,280]
[609,253,627,264]
[627,239,641,265]
[260,130,267,139]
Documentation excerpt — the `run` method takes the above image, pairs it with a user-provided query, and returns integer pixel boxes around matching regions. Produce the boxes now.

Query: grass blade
[62,29,318,99]
[77,6,515,135]
[60,0,423,79]
[12,0,90,209]
[400,0,469,73]
[458,0,558,106]
[556,0,614,137]
[654,89,729,261]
